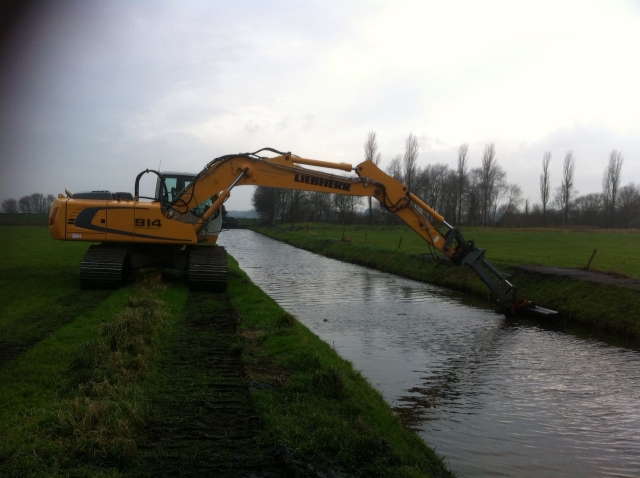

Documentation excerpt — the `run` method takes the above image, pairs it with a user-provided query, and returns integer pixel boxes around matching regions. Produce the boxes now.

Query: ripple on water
[219,230,640,478]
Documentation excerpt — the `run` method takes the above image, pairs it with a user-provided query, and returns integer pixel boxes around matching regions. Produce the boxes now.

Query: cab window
[160,175,192,203]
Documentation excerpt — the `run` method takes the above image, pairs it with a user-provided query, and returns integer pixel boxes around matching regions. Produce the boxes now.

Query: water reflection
[219,230,640,478]
[394,322,508,429]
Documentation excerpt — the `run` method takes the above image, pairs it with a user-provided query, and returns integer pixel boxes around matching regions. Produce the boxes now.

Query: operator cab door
[156,173,194,205]
[151,172,220,243]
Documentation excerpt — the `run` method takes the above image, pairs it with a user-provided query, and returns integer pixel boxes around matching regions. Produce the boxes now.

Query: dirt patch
[0,290,112,369]
[129,292,289,478]
[517,265,640,290]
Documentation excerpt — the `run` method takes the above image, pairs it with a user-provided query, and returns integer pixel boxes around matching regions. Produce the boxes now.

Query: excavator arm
[167,148,555,315]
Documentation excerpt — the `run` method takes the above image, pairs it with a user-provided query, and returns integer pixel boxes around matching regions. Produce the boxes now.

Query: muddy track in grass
[0,289,112,369]
[517,264,640,289]
[130,292,290,478]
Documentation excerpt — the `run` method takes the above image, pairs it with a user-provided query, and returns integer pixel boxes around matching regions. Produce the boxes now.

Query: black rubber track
[80,245,129,289]
[187,245,228,292]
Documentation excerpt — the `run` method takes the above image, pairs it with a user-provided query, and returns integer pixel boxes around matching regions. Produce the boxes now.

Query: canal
[218,230,640,477]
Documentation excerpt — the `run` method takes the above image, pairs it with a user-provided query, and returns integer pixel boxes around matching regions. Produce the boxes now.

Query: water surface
[219,230,640,477]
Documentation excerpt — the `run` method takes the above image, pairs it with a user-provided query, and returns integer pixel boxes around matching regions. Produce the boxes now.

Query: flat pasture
[0,226,95,363]
[291,224,640,278]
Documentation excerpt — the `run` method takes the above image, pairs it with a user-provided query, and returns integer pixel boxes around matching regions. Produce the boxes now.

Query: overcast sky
[2,0,639,211]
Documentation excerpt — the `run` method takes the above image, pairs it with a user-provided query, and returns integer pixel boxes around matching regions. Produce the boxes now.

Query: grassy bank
[0,225,453,477]
[227,257,453,477]
[267,224,640,278]
[254,224,640,339]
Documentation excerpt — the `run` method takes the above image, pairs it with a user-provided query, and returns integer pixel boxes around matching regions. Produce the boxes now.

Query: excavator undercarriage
[79,243,228,291]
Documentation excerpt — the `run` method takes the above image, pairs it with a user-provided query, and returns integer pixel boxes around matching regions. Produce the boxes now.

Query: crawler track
[80,244,129,289]
[187,245,228,291]
[79,244,228,291]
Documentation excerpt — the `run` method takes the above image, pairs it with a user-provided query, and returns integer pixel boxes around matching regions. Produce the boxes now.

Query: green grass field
[0,226,95,353]
[283,224,640,278]
[0,226,184,476]
[0,225,453,477]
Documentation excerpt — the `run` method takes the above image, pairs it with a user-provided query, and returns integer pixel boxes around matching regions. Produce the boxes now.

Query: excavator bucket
[525,305,558,317]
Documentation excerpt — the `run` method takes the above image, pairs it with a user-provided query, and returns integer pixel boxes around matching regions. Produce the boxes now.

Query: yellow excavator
[49,148,555,316]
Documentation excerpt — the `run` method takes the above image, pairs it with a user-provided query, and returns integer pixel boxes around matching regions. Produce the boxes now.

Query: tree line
[1,193,56,214]
[252,132,640,228]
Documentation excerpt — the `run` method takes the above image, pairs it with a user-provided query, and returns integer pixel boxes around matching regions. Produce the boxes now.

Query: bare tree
[466,168,482,226]
[490,171,509,224]
[573,193,603,227]
[333,193,361,225]
[364,131,382,165]
[386,154,403,182]
[479,144,495,225]
[29,193,52,214]
[602,150,623,227]
[18,195,34,213]
[555,151,576,225]
[479,144,506,226]
[496,183,523,226]
[1,198,18,213]
[617,183,640,228]
[364,131,382,225]
[31,193,44,213]
[540,151,551,225]
[252,186,285,225]
[403,133,419,192]
[440,169,459,221]
[456,143,469,224]
[287,189,308,229]
[416,163,450,213]
[308,191,332,222]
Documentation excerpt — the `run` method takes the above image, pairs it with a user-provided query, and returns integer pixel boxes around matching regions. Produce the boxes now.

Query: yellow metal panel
[133,202,197,244]
[106,200,136,242]
[65,199,107,241]
[48,196,67,240]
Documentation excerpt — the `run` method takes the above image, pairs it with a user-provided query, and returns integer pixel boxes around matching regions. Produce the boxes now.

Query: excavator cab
[155,172,193,204]
[154,172,225,241]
